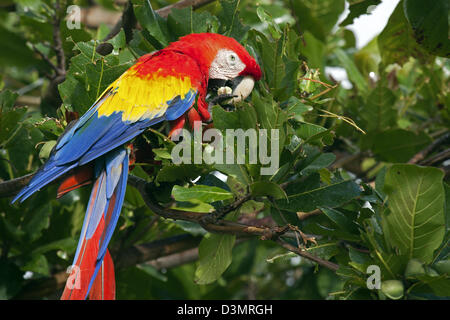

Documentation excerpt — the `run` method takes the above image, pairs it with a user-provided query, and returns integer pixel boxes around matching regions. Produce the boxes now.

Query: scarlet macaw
[12,33,261,299]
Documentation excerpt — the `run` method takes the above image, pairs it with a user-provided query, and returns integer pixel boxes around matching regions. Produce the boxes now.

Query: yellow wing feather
[97,67,194,122]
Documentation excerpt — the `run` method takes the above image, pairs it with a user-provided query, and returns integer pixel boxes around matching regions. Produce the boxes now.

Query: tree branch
[0,173,34,198]
[408,131,450,165]
[127,175,339,272]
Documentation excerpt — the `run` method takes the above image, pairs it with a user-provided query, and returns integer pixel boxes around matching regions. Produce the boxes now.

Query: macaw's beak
[207,75,256,108]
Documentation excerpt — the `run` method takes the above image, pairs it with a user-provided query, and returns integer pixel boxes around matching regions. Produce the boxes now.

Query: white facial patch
[209,49,246,80]
[231,76,255,103]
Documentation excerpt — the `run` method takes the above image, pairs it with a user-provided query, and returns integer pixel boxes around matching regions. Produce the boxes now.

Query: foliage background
[0,0,448,300]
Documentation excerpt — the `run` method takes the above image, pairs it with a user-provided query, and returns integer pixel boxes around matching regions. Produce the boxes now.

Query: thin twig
[408,132,450,165]
[275,239,340,272]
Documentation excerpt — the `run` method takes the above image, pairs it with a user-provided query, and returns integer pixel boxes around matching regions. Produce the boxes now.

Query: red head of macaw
[12,33,261,300]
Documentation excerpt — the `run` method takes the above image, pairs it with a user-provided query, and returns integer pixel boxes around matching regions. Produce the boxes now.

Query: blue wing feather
[12,89,196,204]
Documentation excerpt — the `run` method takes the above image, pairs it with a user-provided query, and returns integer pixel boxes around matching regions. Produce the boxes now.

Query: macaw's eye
[229,54,237,63]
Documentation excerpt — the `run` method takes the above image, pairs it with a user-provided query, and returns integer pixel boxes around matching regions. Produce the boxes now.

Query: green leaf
[382,164,445,263]
[290,0,345,41]
[0,259,23,299]
[371,129,432,163]
[334,48,368,95]
[250,30,300,100]
[404,0,450,57]
[320,207,359,234]
[414,274,450,297]
[300,152,336,175]
[156,164,210,183]
[0,90,26,146]
[299,31,325,71]
[33,238,77,255]
[38,140,56,160]
[0,90,18,111]
[172,185,233,203]
[378,1,430,66]
[194,232,236,285]
[0,25,41,69]
[137,264,168,282]
[34,117,64,139]
[22,254,49,276]
[277,174,361,212]
[171,199,214,213]
[256,6,282,40]
[23,203,51,242]
[284,96,313,122]
[133,0,169,48]
[219,0,249,42]
[250,181,287,200]
[297,123,334,147]
[361,86,397,132]
[167,7,219,37]
[340,0,381,27]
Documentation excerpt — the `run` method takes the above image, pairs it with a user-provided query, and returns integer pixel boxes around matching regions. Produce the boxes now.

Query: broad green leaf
[404,0,450,57]
[167,7,219,37]
[250,29,301,100]
[414,274,450,297]
[361,86,397,132]
[382,165,445,263]
[290,0,345,41]
[172,185,233,203]
[299,31,325,71]
[371,129,431,163]
[219,0,249,42]
[194,232,236,285]
[133,0,169,48]
[277,174,361,212]
[378,1,430,66]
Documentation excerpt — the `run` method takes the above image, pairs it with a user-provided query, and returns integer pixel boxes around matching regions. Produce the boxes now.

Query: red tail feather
[57,164,94,198]
[61,215,105,300]
[88,249,115,300]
